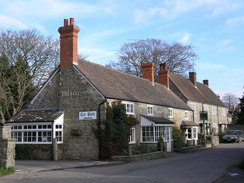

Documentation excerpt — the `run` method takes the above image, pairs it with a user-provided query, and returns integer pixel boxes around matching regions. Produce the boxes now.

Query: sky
[0,0,243,99]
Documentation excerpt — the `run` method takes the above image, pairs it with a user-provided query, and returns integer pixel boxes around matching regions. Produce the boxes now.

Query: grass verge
[0,167,15,177]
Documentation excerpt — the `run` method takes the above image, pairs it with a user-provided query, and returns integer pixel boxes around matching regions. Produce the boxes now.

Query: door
[165,126,172,152]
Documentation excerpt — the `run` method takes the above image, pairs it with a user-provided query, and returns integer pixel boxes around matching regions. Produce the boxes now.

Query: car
[222,130,244,143]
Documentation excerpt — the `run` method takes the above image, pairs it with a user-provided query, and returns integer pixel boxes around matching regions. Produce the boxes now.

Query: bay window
[142,126,172,142]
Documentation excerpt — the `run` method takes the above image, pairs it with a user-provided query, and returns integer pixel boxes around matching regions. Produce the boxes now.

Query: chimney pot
[64,19,68,26]
[70,18,74,25]
[203,79,209,86]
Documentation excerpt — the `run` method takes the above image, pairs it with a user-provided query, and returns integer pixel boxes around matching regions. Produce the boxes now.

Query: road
[1,143,244,183]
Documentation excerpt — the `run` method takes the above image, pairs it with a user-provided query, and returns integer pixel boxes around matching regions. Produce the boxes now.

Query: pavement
[14,160,124,173]
[13,152,179,173]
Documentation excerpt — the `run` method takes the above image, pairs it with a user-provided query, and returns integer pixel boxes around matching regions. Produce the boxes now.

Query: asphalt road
[1,143,244,183]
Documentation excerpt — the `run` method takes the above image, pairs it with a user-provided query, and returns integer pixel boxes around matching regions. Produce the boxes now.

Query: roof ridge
[78,59,156,84]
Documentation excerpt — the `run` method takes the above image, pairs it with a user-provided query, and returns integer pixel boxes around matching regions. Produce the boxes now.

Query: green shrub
[15,144,53,160]
[99,102,139,159]
[157,136,166,151]
[0,167,15,176]
[173,127,185,148]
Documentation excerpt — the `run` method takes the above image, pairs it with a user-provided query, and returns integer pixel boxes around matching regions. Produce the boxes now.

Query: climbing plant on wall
[99,101,138,159]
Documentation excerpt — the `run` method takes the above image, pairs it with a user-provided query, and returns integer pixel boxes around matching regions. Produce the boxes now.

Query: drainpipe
[202,103,206,147]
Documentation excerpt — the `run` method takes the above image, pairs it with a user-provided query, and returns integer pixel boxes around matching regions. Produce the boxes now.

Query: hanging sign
[200,111,208,120]
[79,111,97,120]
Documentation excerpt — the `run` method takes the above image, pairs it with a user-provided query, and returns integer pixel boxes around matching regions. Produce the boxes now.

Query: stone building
[158,63,229,137]
[6,18,195,160]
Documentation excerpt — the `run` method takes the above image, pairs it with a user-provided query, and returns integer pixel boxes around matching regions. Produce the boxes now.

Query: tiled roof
[169,73,226,107]
[181,120,199,126]
[196,82,226,107]
[141,115,174,124]
[8,109,63,123]
[76,60,192,111]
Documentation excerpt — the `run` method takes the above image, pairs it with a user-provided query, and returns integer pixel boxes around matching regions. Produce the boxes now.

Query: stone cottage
[158,63,229,138]
[6,18,194,160]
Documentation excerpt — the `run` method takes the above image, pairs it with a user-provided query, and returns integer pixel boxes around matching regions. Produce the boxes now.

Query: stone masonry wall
[59,67,105,160]
[28,70,60,109]
[0,126,15,169]
[106,99,193,144]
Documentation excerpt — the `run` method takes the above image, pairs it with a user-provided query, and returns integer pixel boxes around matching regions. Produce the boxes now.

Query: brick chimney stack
[141,63,155,85]
[189,72,196,86]
[203,79,209,86]
[58,18,80,67]
[158,63,169,89]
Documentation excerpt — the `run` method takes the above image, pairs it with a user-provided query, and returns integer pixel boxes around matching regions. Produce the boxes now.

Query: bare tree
[107,39,197,80]
[0,29,59,122]
[222,93,239,111]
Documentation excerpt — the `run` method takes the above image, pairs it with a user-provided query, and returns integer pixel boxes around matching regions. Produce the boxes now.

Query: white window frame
[122,102,134,114]
[168,108,173,118]
[129,128,136,144]
[203,106,209,113]
[212,107,217,116]
[147,105,153,115]
[184,111,189,119]
[141,125,172,143]
[9,122,63,144]
[186,127,198,140]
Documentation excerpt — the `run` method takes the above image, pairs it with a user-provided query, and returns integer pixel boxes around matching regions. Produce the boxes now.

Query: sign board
[79,111,97,120]
[200,111,208,120]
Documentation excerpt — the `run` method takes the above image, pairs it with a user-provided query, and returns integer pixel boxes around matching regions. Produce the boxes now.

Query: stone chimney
[203,80,209,86]
[58,18,80,67]
[189,72,196,86]
[141,63,155,84]
[158,63,169,89]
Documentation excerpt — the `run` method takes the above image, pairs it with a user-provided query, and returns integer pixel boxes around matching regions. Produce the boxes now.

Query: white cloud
[180,32,191,43]
[80,47,116,65]
[225,16,244,26]
[134,0,244,24]
[0,15,27,29]
[197,62,226,70]
[7,0,116,18]
[217,39,236,52]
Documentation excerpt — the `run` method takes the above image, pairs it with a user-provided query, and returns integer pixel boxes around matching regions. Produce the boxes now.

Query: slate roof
[181,120,199,126]
[141,115,174,124]
[8,109,63,123]
[76,60,192,111]
[169,73,226,107]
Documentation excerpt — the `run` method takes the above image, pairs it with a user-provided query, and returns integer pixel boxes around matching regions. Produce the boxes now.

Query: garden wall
[0,125,15,169]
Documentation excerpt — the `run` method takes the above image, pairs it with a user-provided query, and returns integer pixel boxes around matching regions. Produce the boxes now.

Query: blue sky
[0,0,243,98]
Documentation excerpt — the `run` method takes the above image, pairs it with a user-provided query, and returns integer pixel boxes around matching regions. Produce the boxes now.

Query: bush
[99,102,139,159]
[0,167,15,177]
[173,127,185,148]
[15,144,53,160]
[132,143,157,155]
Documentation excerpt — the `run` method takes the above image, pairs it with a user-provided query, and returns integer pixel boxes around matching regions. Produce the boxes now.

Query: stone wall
[0,126,15,169]
[59,67,105,160]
